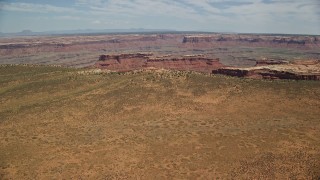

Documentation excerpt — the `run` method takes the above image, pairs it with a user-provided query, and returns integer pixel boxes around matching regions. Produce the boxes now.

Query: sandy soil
[0,66,319,179]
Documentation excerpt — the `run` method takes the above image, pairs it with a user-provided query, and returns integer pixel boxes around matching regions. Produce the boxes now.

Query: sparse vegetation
[0,65,319,179]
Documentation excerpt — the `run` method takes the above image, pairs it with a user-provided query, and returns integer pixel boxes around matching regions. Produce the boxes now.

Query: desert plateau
[0,32,319,179]
[3,0,320,178]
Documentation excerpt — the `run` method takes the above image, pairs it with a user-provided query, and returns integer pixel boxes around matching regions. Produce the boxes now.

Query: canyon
[1,33,319,67]
[182,34,320,49]
[1,33,320,179]
[0,33,319,80]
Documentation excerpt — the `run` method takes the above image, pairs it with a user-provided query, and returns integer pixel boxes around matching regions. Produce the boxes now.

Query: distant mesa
[95,53,223,73]
[15,30,34,36]
[182,34,320,49]
[0,29,176,37]
[20,30,33,34]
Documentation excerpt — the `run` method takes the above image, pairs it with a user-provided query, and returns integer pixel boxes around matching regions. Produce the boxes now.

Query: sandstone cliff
[95,53,223,73]
[182,34,320,49]
[212,60,320,80]
[1,33,319,68]
[1,34,319,58]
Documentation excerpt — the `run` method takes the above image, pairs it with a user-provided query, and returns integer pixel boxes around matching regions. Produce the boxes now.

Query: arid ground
[0,65,319,179]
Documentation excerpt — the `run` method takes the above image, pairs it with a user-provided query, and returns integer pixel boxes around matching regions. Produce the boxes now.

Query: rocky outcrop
[212,60,320,80]
[95,53,223,73]
[213,68,320,80]
[96,53,152,72]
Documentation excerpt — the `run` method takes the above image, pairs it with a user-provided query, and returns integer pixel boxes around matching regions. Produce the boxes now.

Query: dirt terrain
[0,65,319,179]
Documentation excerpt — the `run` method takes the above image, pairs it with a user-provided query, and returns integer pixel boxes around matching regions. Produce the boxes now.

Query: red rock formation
[213,68,320,80]
[182,34,320,49]
[95,53,223,73]
[1,33,319,68]
[1,34,319,58]
[95,53,152,72]
[0,34,183,57]
[212,60,320,81]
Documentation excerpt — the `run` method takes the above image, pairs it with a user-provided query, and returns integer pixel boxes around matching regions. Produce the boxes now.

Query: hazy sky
[0,0,319,34]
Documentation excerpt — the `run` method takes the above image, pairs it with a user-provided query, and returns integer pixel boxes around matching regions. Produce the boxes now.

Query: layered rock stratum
[1,33,319,80]
[212,60,320,80]
[95,53,223,73]
[182,34,320,49]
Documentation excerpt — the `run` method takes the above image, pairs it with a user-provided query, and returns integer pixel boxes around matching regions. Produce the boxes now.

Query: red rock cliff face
[213,68,320,80]
[182,35,320,49]
[95,53,223,73]
[0,34,183,56]
[212,60,320,81]
[2,34,319,57]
